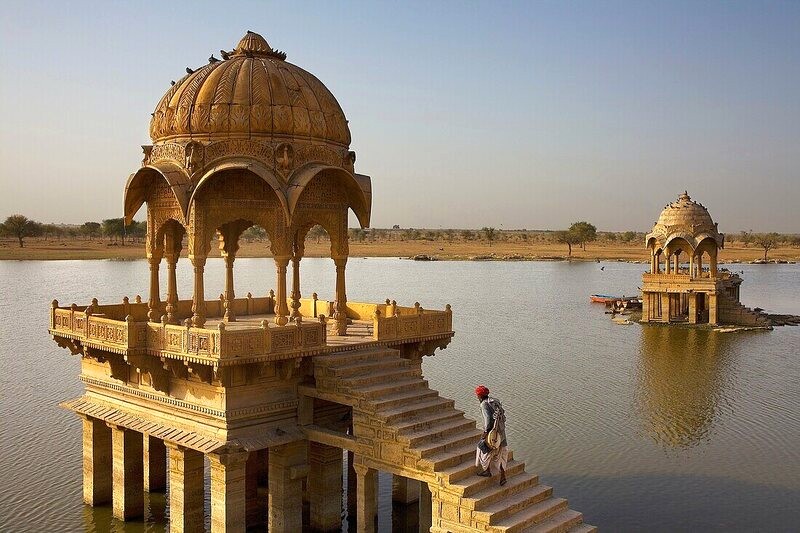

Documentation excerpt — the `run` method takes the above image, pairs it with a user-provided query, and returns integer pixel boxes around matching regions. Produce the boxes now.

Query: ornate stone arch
[124,161,191,225]
[187,166,289,258]
[287,164,371,229]
[188,157,290,221]
[664,233,697,254]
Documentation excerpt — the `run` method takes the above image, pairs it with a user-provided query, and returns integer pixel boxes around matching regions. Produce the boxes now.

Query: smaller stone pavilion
[641,192,768,326]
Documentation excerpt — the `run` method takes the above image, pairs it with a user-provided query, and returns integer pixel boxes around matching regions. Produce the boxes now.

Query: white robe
[475,445,508,475]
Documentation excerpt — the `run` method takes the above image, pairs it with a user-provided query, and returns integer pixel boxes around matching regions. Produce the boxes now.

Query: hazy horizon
[2,1,798,232]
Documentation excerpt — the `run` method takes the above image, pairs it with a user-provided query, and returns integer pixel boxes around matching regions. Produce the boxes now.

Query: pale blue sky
[1,1,798,232]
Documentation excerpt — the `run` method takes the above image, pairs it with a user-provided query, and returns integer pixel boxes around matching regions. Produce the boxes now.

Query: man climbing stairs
[310,347,597,532]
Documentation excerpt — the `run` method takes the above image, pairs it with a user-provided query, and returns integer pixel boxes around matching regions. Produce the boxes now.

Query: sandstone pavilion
[49,31,595,532]
[641,192,769,327]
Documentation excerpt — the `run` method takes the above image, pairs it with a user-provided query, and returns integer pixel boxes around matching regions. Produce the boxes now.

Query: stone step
[338,366,420,386]
[353,377,429,399]
[372,387,440,411]
[327,356,411,378]
[469,471,541,509]
[422,442,477,471]
[441,459,526,496]
[476,484,554,524]
[416,427,482,458]
[394,409,466,435]
[521,509,584,533]
[564,523,597,533]
[315,348,397,368]
[490,497,568,533]
[400,417,477,447]
[380,397,456,424]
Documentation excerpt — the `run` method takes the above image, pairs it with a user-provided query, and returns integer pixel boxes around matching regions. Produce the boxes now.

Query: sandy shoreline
[2,237,798,263]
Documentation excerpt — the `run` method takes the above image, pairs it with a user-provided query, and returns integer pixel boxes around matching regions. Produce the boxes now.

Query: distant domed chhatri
[641,192,769,328]
[149,31,350,145]
[646,191,724,251]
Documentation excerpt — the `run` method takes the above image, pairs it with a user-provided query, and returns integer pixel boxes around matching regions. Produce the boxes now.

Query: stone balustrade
[372,303,453,342]
[50,297,326,361]
[50,297,454,361]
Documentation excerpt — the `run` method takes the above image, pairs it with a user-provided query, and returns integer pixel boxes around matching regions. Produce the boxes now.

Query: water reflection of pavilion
[636,326,734,448]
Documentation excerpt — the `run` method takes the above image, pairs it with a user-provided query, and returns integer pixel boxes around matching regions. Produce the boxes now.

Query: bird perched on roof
[186,67,194,74]
[170,80,175,86]
[220,49,230,60]
[208,54,219,63]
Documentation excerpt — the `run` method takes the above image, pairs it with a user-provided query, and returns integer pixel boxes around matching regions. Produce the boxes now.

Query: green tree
[482,227,496,247]
[349,228,366,242]
[568,221,597,250]
[739,230,753,247]
[555,230,580,257]
[127,220,147,242]
[621,231,637,243]
[1,214,42,247]
[753,232,781,261]
[307,225,328,243]
[460,229,474,241]
[101,218,126,245]
[80,221,101,239]
[242,225,267,242]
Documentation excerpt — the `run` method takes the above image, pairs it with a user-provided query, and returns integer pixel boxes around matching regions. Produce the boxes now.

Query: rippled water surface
[1,259,799,532]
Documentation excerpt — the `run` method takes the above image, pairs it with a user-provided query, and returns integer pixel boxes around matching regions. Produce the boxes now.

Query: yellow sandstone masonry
[50,30,596,532]
[641,192,770,327]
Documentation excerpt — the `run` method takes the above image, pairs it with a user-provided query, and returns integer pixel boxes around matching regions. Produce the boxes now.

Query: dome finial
[232,30,286,60]
[679,190,691,202]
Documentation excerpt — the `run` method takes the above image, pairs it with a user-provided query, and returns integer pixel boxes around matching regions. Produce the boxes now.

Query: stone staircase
[717,292,771,327]
[312,347,596,533]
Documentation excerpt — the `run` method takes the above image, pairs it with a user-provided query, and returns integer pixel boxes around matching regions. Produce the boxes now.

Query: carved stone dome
[655,192,715,230]
[149,31,351,147]
[646,192,724,249]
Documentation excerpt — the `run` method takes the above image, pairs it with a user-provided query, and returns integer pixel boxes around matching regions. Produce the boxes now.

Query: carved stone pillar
[223,254,237,322]
[268,442,307,532]
[209,449,249,532]
[688,293,698,324]
[708,292,718,325]
[167,443,205,533]
[353,462,377,533]
[273,255,291,326]
[109,425,144,521]
[689,254,695,279]
[674,252,680,274]
[148,253,163,322]
[308,442,343,532]
[333,256,348,335]
[82,416,112,506]
[190,255,207,327]
[419,481,433,533]
[144,435,167,492]
[290,242,303,319]
[165,254,178,323]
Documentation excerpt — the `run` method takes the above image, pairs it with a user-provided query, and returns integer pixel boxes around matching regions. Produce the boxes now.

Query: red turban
[475,385,489,397]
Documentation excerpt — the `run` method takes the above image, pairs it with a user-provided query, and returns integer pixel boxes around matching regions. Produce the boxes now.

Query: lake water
[1,258,799,532]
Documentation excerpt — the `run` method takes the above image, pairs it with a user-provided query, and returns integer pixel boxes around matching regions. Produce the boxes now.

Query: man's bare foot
[476,469,492,477]
[499,466,507,485]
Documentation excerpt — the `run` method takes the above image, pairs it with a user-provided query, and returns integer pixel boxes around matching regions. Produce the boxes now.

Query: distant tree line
[2,215,798,259]
[0,214,146,247]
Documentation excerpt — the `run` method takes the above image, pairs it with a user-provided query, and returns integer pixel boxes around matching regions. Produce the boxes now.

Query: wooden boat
[590,294,640,304]
[590,294,619,303]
